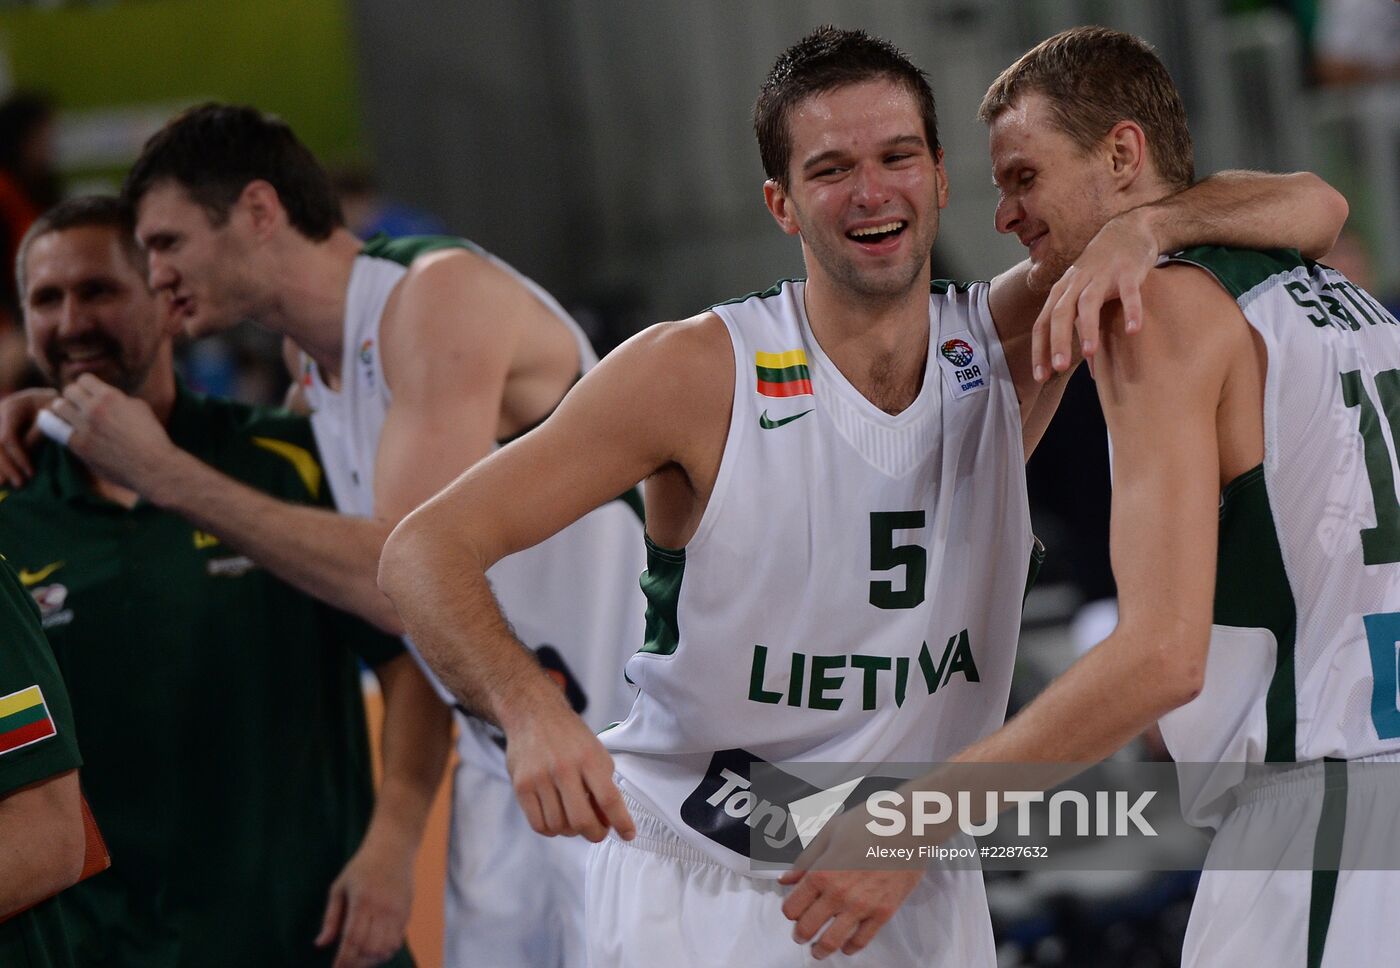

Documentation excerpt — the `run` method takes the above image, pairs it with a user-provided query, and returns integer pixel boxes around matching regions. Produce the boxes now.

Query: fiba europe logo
[359,338,375,364]
[940,339,975,368]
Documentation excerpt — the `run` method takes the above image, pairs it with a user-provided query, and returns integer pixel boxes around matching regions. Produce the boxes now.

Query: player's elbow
[1117,617,1208,715]
[1298,173,1350,259]
[378,504,485,612]
[1145,625,1209,712]
[377,513,425,608]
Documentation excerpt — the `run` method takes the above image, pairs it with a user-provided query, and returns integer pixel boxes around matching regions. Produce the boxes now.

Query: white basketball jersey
[301,235,646,773]
[603,278,1034,870]
[1155,247,1400,825]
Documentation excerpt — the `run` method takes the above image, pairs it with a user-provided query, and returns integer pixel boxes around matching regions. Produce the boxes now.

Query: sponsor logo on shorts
[936,331,988,399]
[680,749,880,862]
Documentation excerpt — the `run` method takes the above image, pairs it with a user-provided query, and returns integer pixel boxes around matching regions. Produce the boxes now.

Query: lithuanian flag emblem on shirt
[0,685,56,756]
[756,349,814,398]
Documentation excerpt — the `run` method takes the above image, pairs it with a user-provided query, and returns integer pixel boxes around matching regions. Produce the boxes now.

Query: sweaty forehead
[988,96,1068,180]
[791,79,924,143]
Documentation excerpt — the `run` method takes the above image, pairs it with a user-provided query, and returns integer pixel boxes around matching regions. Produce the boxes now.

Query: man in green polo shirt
[0,556,85,968]
[0,195,450,968]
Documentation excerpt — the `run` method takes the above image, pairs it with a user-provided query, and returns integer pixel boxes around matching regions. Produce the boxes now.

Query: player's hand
[1032,208,1154,382]
[504,699,635,843]
[315,835,414,968]
[48,374,180,496]
[779,804,923,959]
[0,387,56,487]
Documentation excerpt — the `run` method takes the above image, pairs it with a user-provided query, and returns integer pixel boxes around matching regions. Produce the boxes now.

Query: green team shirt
[0,557,81,968]
[0,385,412,968]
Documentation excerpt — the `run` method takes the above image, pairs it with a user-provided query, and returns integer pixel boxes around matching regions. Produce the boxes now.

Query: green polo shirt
[0,558,80,968]
[0,385,412,968]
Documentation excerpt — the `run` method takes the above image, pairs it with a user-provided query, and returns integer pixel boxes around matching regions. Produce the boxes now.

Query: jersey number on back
[1342,369,1400,739]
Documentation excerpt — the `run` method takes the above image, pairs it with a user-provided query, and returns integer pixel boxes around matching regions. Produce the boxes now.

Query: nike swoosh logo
[18,561,64,586]
[759,409,814,430]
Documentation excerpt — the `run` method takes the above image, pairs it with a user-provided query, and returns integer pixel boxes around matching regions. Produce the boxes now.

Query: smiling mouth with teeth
[847,220,908,243]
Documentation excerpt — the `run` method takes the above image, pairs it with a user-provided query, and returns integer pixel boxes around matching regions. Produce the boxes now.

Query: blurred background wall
[4,0,1396,333]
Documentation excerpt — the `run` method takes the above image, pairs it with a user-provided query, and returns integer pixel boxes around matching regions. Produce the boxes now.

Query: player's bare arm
[44,375,401,634]
[1033,170,1347,378]
[0,770,84,917]
[317,654,452,968]
[379,314,734,842]
[370,248,543,522]
[781,266,1246,956]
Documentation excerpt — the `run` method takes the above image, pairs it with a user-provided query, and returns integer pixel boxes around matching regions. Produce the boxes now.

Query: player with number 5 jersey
[380,25,1350,967]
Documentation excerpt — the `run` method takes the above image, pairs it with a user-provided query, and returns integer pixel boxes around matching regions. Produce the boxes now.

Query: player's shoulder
[1162,245,1309,301]
[1140,256,1254,342]
[1097,257,1251,386]
[588,312,734,416]
[613,313,728,378]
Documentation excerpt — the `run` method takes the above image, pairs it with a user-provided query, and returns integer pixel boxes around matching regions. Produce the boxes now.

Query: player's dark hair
[980,26,1195,190]
[755,25,940,188]
[15,195,143,300]
[123,103,344,240]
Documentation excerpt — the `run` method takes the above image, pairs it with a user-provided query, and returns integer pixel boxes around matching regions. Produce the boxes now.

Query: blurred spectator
[1,93,63,394]
[331,167,446,239]
[1314,0,1400,84]
[0,93,62,323]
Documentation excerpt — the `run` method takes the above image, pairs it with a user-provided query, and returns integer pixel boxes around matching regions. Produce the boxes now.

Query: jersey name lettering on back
[746,629,979,710]
[1284,277,1399,333]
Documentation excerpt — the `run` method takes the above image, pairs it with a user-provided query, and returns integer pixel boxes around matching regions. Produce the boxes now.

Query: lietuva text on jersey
[746,629,979,710]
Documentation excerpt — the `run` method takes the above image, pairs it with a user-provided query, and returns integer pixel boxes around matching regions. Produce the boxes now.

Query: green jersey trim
[1023,536,1046,605]
[710,279,803,310]
[638,535,685,659]
[1214,463,1299,762]
[359,232,481,267]
[1168,245,1310,300]
[1306,759,1348,968]
[710,277,979,311]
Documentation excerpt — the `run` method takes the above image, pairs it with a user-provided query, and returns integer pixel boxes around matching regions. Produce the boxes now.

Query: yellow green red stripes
[0,685,56,755]
[756,349,813,398]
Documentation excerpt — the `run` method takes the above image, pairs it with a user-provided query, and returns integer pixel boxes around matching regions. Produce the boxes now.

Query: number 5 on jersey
[870,511,926,609]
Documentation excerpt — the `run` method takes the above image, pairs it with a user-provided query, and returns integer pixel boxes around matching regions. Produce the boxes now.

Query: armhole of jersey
[968,282,1026,461]
[683,307,747,554]
[1165,254,1285,479]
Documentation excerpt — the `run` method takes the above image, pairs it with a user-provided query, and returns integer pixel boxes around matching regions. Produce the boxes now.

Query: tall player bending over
[788,27,1392,968]
[1,106,646,967]
[379,27,1347,966]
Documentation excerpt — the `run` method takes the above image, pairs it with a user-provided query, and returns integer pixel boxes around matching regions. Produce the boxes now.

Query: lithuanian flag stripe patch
[0,685,56,755]
[755,349,814,398]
